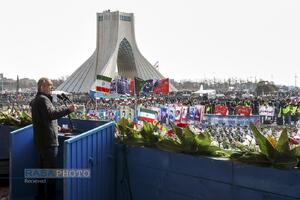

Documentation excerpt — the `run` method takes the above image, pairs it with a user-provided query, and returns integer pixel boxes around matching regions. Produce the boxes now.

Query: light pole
[0,73,3,93]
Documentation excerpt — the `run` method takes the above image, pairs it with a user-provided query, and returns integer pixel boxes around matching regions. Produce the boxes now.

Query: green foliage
[0,111,32,127]
[115,120,300,168]
[231,123,300,168]
[116,119,232,157]
[291,146,300,157]
[156,139,183,153]
[164,124,232,157]
[250,123,275,159]
[231,152,271,167]
[116,118,144,146]
[140,121,161,147]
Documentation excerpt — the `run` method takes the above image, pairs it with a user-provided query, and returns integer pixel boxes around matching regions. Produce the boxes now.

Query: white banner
[259,105,275,117]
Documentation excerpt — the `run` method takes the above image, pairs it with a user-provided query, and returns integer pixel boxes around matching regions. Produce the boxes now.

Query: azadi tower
[57,10,176,93]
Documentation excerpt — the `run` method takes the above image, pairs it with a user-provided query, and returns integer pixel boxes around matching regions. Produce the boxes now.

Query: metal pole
[0,74,3,93]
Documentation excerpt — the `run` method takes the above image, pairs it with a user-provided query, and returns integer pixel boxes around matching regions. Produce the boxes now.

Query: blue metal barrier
[10,125,38,199]
[116,145,300,200]
[10,119,115,200]
[0,125,17,160]
[64,121,115,200]
[0,125,17,178]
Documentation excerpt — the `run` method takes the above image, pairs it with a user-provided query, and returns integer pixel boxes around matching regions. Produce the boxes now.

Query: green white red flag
[139,108,157,123]
[96,75,112,93]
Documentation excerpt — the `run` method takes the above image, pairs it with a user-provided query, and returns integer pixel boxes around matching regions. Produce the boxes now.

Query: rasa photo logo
[24,168,91,181]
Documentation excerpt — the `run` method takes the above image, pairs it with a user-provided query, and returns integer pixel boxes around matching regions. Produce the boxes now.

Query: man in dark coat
[30,77,76,200]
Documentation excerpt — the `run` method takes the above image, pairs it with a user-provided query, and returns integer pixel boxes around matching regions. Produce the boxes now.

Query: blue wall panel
[163,173,233,200]
[0,125,17,160]
[130,181,160,200]
[233,186,296,200]
[169,152,232,184]
[10,125,38,199]
[126,147,171,170]
[0,125,17,178]
[116,145,300,200]
[159,190,199,200]
[64,121,115,200]
[117,146,233,200]
[128,165,165,187]
[233,163,300,199]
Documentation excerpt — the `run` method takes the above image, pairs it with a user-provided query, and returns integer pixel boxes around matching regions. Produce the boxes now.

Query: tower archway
[117,38,138,79]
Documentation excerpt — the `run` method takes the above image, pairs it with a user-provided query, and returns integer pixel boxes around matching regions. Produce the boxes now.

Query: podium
[10,118,115,200]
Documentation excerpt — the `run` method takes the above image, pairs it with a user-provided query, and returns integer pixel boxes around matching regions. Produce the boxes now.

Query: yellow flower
[267,134,277,148]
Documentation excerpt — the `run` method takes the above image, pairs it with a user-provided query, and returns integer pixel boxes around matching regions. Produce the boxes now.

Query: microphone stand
[58,95,74,132]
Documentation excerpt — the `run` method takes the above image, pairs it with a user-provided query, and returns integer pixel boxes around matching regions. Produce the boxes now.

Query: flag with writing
[96,75,112,93]
[110,79,117,93]
[134,77,144,95]
[117,77,129,94]
[195,105,205,122]
[142,79,154,93]
[181,106,188,122]
[168,105,176,122]
[129,79,134,96]
[175,106,182,122]
[153,78,169,94]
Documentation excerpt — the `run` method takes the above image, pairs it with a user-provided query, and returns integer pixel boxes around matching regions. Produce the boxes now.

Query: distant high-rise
[57,10,176,93]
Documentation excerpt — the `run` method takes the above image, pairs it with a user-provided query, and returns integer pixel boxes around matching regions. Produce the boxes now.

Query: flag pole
[134,77,136,98]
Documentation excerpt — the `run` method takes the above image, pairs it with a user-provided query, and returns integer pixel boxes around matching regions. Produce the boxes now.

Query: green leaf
[119,117,129,128]
[156,139,183,153]
[126,127,142,139]
[140,121,159,146]
[204,146,232,157]
[172,124,184,143]
[272,156,299,169]
[250,123,276,159]
[275,129,290,154]
[182,127,198,153]
[291,146,300,157]
[142,121,152,133]
[124,137,146,147]
[231,152,271,166]
[195,131,211,147]
[182,127,195,144]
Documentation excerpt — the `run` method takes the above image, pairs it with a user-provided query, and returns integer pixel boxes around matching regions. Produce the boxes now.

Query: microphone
[57,94,64,101]
[61,93,72,103]
[58,93,74,131]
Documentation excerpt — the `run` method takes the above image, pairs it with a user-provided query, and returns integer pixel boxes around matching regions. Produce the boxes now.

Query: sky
[1,0,300,86]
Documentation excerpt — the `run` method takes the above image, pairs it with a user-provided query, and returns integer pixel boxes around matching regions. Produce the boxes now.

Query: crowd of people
[80,94,300,125]
[1,91,300,126]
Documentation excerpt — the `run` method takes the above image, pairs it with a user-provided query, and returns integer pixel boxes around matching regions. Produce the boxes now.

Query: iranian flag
[139,108,157,123]
[96,75,112,93]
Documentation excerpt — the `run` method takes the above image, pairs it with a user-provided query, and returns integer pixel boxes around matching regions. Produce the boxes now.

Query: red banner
[153,78,169,94]
[129,79,134,96]
[214,105,228,116]
[235,105,252,116]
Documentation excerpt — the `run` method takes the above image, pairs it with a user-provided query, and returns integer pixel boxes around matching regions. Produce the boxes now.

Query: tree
[255,81,278,96]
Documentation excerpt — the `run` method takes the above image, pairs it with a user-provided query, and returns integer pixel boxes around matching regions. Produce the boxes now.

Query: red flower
[166,129,174,137]
[288,137,299,145]
[176,122,188,128]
